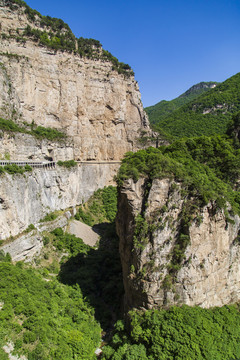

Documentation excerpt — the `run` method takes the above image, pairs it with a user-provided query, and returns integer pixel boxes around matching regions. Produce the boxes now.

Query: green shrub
[31,126,65,140]
[25,224,35,233]
[75,186,117,225]
[57,160,77,168]
[40,212,58,222]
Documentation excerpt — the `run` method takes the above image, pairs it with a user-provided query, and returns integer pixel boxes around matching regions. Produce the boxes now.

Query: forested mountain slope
[146,73,240,138]
[145,81,218,125]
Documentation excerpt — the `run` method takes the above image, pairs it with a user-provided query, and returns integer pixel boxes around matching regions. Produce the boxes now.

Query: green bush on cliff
[31,126,66,140]
[0,163,32,175]
[75,186,117,224]
[57,160,77,168]
[116,136,240,214]
[0,117,66,141]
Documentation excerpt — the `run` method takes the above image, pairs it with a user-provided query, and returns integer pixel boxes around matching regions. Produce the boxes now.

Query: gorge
[1,1,240,359]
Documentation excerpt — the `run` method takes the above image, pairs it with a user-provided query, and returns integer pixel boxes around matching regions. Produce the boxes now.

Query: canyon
[1,0,240,319]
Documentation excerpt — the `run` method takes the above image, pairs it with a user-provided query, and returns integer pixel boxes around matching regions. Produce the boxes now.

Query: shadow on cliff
[57,222,124,331]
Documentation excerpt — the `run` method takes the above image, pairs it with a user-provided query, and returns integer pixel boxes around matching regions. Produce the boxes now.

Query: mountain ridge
[146,73,240,138]
[145,81,219,126]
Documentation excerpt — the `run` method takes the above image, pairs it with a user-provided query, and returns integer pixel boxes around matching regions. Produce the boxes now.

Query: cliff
[0,1,154,242]
[0,0,151,161]
[117,178,240,310]
[0,162,118,239]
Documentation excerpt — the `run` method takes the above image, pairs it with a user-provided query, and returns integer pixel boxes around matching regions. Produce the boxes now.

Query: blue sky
[25,0,240,107]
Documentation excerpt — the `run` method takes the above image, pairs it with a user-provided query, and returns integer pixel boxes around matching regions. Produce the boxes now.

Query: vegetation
[0,118,25,133]
[56,225,123,330]
[0,117,66,141]
[75,186,117,225]
[0,183,123,357]
[40,212,58,222]
[5,0,133,77]
[0,163,32,175]
[57,160,77,168]
[145,81,218,125]
[31,125,66,141]
[102,305,240,359]
[117,135,240,214]
[146,73,240,138]
[0,259,101,360]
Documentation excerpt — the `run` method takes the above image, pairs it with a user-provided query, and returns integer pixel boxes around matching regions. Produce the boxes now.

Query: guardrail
[0,160,122,168]
[0,161,56,168]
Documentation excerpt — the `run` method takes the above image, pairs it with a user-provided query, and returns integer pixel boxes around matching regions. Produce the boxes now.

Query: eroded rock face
[0,2,151,161]
[0,162,118,239]
[0,131,74,161]
[117,178,240,311]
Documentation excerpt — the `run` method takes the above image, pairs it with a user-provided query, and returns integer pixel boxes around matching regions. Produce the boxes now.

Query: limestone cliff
[117,178,240,311]
[0,162,118,239]
[0,0,151,161]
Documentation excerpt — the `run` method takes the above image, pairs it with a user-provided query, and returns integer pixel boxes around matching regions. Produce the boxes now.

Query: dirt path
[68,220,99,246]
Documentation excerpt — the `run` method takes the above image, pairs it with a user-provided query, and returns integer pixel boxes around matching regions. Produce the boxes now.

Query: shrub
[57,160,77,168]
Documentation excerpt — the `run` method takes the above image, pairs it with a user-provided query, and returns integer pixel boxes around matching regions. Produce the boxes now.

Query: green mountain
[146,73,240,138]
[145,81,218,125]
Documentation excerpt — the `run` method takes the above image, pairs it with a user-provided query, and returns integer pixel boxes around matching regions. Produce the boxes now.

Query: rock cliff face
[0,1,150,161]
[0,162,118,239]
[0,131,74,161]
[117,178,240,311]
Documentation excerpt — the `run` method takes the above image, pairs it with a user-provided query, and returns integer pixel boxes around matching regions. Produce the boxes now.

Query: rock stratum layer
[117,178,240,310]
[0,0,150,161]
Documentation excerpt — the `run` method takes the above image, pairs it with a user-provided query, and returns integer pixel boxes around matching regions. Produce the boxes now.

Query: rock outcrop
[0,1,151,161]
[0,162,118,239]
[0,131,74,161]
[0,214,69,261]
[117,178,240,311]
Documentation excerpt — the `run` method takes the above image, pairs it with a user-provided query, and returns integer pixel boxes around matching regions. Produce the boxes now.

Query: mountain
[0,0,151,164]
[145,81,218,125]
[146,73,240,138]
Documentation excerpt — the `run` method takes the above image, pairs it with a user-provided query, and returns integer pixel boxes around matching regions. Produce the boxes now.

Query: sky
[25,0,240,107]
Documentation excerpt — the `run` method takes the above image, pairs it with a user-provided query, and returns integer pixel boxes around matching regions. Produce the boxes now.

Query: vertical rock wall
[117,178,240,311]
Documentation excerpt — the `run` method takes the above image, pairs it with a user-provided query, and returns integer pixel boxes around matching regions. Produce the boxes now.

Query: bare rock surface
[0,163,118,239]
[68,220,99,246]
[117,178,240,311]
[0,1,151,162]
[3,342,27,360]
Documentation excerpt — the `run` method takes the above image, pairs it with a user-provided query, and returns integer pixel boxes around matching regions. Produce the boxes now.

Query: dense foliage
[75,186,118,225]
[117,136,240,213]
[145,82,218,125]
[102,305,240,359]
[0,259,101,360]
[147,73,240,138]
[5,0,133,77]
